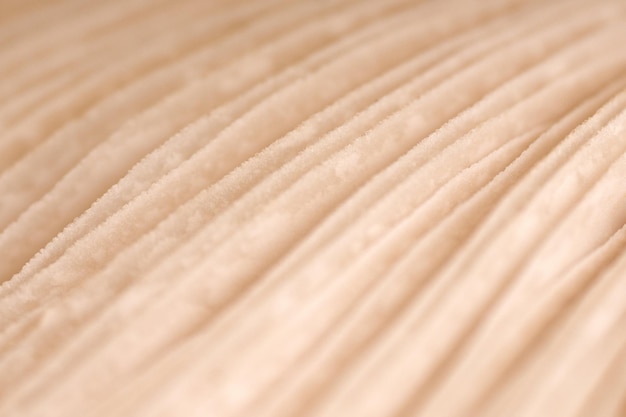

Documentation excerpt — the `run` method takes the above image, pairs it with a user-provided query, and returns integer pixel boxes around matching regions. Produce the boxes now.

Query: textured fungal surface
[1,0,626,416]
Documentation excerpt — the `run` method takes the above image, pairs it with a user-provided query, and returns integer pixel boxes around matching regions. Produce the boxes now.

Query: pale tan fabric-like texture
[1,0,626,416]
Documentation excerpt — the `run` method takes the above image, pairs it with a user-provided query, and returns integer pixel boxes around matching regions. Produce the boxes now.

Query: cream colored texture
[1,0,626,416]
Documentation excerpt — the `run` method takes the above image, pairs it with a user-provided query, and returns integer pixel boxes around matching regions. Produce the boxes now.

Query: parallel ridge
[1,0,625,416]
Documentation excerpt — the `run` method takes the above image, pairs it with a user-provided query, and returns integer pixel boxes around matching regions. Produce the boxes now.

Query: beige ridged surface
[1,0,626,416]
